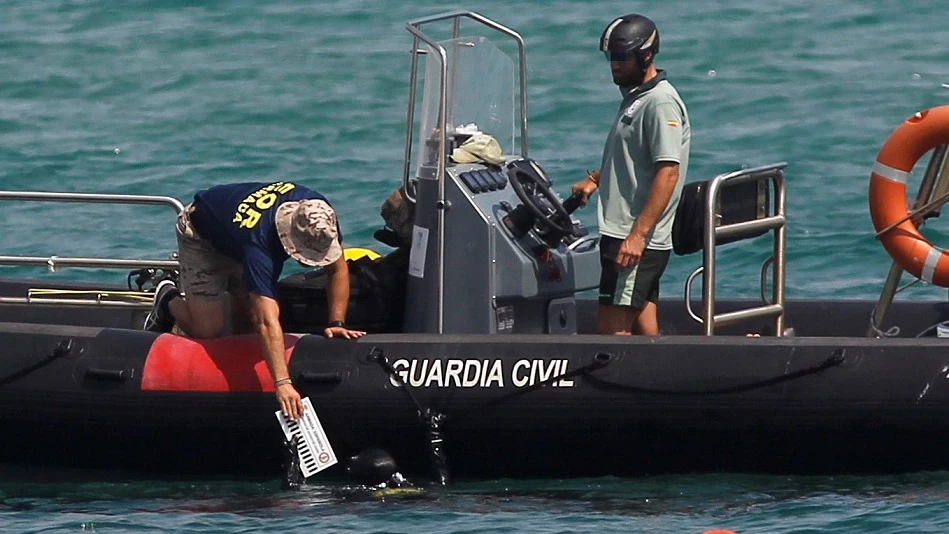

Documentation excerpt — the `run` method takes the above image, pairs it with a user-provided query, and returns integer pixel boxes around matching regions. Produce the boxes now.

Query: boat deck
[1,276,947,340]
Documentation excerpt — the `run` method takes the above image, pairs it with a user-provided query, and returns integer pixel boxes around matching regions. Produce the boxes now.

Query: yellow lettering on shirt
[232,182,298,229]
[255,192,277,210]
[240,208,262,228]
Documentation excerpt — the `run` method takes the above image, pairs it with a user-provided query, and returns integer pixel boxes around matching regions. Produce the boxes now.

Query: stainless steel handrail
[402,11,528,334]
[700,163,788,336]
[0,190,183,272]
[0,191,185,212]
[0,256,178,271]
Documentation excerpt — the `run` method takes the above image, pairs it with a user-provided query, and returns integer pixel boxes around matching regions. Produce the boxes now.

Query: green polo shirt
[596,71,690,249]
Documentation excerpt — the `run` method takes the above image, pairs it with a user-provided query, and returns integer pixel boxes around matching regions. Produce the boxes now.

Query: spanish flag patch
[666,120,679,128]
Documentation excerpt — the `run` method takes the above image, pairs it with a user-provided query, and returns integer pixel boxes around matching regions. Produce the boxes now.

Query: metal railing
[683,163,788,336]
[0,191,183,308]
[402,11,528,334]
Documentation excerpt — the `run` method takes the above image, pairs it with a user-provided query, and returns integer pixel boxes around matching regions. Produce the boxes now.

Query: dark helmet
[348,448,399,486]
[599,14,660,67]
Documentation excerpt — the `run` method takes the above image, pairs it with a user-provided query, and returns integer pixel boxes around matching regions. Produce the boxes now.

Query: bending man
[145,181,366,419]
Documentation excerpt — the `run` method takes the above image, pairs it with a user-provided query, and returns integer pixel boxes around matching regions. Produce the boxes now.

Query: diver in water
[345,447,422,498]
[281,444,425,499]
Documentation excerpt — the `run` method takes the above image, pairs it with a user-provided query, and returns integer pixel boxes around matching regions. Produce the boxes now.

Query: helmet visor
[603,51,634,62]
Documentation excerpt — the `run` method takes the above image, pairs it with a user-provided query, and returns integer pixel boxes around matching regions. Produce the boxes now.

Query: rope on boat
[367,346,450,485]
[582,348,846,395]
[867,278,922,338]
[450,352,614,420]
[914,320,949,338]
[364,348,615,485]
[0,339,73,387]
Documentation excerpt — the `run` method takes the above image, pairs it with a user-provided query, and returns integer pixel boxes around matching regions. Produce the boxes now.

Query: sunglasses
[603,51,635,62]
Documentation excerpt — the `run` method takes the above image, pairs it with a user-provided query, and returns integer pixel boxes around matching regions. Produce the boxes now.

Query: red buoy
[141,333,302,392]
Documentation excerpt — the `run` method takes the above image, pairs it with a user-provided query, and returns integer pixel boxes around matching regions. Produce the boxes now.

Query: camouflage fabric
[380,187,415,247]
[275,199,342,267]
[450,134,505,165]
[175,204,247,300]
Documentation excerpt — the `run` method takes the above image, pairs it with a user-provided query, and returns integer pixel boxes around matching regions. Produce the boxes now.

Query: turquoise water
[2,0,949,531]
[5,472,949,533]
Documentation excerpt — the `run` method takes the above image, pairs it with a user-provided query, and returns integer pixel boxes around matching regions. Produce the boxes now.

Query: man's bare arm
[250,293,304,420]
[323,252,366,339]
[615,162,680,270]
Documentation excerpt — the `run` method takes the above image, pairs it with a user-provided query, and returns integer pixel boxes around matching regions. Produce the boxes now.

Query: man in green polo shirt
[572,13,690,335]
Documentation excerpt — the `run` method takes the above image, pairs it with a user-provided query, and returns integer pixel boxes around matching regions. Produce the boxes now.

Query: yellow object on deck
[344,247,381,262]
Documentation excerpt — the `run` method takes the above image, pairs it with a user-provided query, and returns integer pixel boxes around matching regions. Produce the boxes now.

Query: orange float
[869,106,949,286]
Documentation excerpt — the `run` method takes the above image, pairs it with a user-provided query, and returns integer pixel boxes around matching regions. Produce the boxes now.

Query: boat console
[396,13,600,335]
[403,158,599,335]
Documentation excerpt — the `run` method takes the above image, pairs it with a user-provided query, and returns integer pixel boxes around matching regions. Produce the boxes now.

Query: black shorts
[598,236,671,309]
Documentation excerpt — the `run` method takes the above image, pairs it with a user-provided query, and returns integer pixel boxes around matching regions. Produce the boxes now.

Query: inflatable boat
[3,11,949,481]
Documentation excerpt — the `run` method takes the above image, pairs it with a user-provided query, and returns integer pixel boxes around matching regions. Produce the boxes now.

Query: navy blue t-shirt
[188,181,341,299]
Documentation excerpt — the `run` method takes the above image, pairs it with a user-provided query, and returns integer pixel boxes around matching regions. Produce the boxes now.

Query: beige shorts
[176,204,248,301]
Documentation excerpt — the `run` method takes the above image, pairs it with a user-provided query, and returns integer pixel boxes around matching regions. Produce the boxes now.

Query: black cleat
[144,279,179,333]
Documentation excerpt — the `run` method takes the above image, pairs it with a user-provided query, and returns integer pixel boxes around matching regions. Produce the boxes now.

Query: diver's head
[600,14,660,87]
[347,448,399,487]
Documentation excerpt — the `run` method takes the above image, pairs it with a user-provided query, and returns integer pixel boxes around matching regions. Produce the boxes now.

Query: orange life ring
[869,105,949,286]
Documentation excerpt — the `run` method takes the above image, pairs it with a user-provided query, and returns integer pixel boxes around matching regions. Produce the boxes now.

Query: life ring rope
[875,189,949,238]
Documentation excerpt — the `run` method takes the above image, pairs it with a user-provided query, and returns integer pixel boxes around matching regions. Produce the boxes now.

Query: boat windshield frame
[401,10,529,203]
[401,11,529,333]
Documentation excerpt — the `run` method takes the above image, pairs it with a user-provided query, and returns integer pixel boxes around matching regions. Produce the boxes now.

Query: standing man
[572,14,691,335]
[144,181,366,419]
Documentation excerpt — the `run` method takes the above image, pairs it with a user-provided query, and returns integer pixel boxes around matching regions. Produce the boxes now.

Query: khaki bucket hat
[451,134,506,166]
[275,199,343,267]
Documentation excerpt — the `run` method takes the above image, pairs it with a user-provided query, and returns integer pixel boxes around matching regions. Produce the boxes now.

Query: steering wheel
[506,158,573,236]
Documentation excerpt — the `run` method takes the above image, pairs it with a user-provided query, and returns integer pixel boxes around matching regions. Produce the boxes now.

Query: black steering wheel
[506,158,573,235]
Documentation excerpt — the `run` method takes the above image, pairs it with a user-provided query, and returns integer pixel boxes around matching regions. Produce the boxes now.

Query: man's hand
[570,170,600,207]
[324,250,367,341]
[615,232,647,270]
[324,325,366,339]
[276,381,304,421]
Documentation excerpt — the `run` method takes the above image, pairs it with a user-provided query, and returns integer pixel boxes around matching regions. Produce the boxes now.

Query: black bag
[278,248,409,334]
[672,178,770,256]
